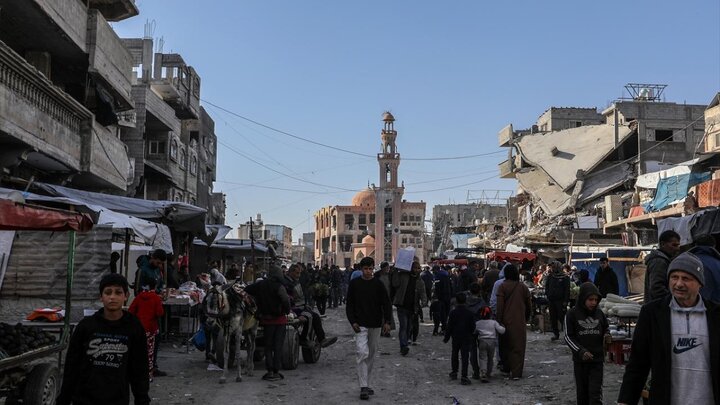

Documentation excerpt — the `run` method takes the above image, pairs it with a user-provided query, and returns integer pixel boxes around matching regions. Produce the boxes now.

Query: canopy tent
[0,199,93,232]
[34,182,207,233]
[0,187,172,252]
[569,246,652,297]
[486,251,536,263]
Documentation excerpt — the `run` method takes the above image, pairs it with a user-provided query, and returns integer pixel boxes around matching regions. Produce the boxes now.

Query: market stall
[0,197,93,404]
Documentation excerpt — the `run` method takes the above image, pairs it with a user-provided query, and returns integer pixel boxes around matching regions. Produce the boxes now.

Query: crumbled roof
[515,124,634,191]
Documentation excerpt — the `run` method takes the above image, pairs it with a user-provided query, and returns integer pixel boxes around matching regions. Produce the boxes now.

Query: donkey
[205,282,258,383]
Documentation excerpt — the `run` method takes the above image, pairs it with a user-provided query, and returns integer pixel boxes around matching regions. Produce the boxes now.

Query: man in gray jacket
[643,230,681,303]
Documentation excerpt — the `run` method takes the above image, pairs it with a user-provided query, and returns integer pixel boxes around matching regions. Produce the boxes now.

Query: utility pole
[250,217,256,266]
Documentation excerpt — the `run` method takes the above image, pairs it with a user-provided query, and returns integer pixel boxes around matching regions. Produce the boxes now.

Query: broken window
[569,121,582,128]
[149,141,166,155]
[655,129,675,142]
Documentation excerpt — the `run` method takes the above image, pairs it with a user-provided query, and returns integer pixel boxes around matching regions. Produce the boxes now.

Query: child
[564,282,609,405]
[443,292,477,385]
[57,274,150,405]
[475,306,505,383]
[129,277,165,381]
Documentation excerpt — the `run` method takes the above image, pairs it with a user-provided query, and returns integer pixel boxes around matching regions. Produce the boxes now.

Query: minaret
[374,112,405,263]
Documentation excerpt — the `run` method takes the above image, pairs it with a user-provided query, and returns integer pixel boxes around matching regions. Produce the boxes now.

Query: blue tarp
[570,249,649,296]
[645,172,711,212]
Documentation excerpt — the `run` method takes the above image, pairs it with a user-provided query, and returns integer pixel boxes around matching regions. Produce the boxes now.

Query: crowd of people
[55,230,720,404]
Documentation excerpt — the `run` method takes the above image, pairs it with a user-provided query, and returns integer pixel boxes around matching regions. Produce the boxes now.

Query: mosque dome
[362,234,375,244]
[382,111,395,122]
[352,188,375,207]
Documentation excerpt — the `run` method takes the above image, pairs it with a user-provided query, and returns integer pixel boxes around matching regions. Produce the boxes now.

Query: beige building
[314,113,426,267]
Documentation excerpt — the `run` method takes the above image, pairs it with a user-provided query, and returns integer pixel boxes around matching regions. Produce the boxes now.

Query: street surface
[151,307,625,405]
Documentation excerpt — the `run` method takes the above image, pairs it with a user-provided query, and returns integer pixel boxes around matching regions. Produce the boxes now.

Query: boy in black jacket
[58,274,150,405]
[444,292,477,385]
[564,282,609,405]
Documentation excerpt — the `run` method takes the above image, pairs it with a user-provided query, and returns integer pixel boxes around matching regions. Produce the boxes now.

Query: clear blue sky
[113,0,720,239]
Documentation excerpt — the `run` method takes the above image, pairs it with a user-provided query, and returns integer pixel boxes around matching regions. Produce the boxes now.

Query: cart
[0,198,93,404]
[250,314,321,370]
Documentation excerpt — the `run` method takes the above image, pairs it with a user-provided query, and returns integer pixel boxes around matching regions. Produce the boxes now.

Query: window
[370,214,375,224]
[190,156,197,175]
[170,139,178,161]
[180,149,187,170]
[149,141,166,155]
[344,214,354,230]
[359,214,366,225]
[357,235,363,243]
[655,129,675,142]
[208,139,215,155]
[569,121,582,128]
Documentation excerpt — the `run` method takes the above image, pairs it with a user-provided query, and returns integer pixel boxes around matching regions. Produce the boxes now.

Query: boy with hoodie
[58,274,150,405]
[444,292,477,385]
[564,282,609,405]
[129,277,165,381]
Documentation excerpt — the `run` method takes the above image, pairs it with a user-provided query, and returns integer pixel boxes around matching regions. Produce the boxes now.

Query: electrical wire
[404,174,500,194]
[217,139,357,191]
[201,98,507,161]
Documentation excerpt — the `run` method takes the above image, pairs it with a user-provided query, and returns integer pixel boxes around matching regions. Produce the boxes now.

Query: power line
[201,99,508,161]
[405,168,498,185]
[202,99,375,158]
[405,174,500,194]
[216,180,357,194]
[216,139,357,191]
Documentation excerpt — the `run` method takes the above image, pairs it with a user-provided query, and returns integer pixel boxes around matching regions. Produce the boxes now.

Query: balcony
[151,54,201,119]
[0,39,91,173]
[75,122,130,190]
[87,10,134,111]
[498,159,515,179]
[498,124,514,147]
[88,0,138,22]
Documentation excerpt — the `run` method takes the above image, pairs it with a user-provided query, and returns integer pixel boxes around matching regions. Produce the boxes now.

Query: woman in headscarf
[496,264,531,380]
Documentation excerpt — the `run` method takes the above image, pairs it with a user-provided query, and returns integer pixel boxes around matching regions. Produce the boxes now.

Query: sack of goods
[599,294,641,317]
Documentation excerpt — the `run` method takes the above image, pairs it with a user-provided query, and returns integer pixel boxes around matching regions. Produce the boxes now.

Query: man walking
[346,257,392,401]
[618,252,720,404]
[644,230,681,303]
[390,260,426,355]
[593,257,618,298]
[544,261,570,341]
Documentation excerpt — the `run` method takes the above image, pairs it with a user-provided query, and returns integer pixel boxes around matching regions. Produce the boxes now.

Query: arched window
[170,139,178,161]
[180,149,187,170]
[190,155,197,175]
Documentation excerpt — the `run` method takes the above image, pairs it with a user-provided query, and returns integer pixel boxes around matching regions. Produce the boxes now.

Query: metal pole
[61,230,76,346]
[123,229,130,279]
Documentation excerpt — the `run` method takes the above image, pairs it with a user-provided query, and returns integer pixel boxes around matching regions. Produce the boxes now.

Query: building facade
[238,214,293,258]
[431,203,510,253]
[314,113,426,267]
[0,0,139,192]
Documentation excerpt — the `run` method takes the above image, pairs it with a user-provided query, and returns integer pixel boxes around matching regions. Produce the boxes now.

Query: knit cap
[667,252,705,285]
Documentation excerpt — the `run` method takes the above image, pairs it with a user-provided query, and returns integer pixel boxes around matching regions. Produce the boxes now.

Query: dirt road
[150,307,625,404]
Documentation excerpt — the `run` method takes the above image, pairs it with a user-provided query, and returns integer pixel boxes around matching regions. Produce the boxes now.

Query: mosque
[313,112,427,267]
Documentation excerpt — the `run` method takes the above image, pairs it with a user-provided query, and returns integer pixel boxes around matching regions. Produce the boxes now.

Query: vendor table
[162,295,199,353]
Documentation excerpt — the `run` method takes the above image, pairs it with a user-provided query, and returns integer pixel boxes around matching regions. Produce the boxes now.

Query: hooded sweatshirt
[57,309,150,405]
[669,297,714,404]
[128,290,164,333]
[564,282,608,363]
[690,245,720,304]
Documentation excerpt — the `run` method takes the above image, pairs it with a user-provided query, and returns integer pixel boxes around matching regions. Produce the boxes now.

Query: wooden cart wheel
[22,363,59,405]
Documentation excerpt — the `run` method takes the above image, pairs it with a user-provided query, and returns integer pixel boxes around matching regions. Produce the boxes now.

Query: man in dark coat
[618,252,720,405]
[593,257,618,298]
[644,230,681,303]
[481,261,500,303]
[544,261,570,340]
[689,234,720,304]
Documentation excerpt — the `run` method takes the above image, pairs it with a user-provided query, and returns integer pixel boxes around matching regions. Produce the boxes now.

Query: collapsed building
[496,84,709,249]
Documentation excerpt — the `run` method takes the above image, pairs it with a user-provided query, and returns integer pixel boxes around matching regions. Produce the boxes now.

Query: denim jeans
[396,307,412,349]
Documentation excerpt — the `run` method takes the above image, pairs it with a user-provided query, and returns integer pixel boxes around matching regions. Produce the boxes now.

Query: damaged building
[497,84,707,247]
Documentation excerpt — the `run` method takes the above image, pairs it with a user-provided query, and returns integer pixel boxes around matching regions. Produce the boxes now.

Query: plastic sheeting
[645,172,711,212]
[34,183,207,232]
[0,199,93,232]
